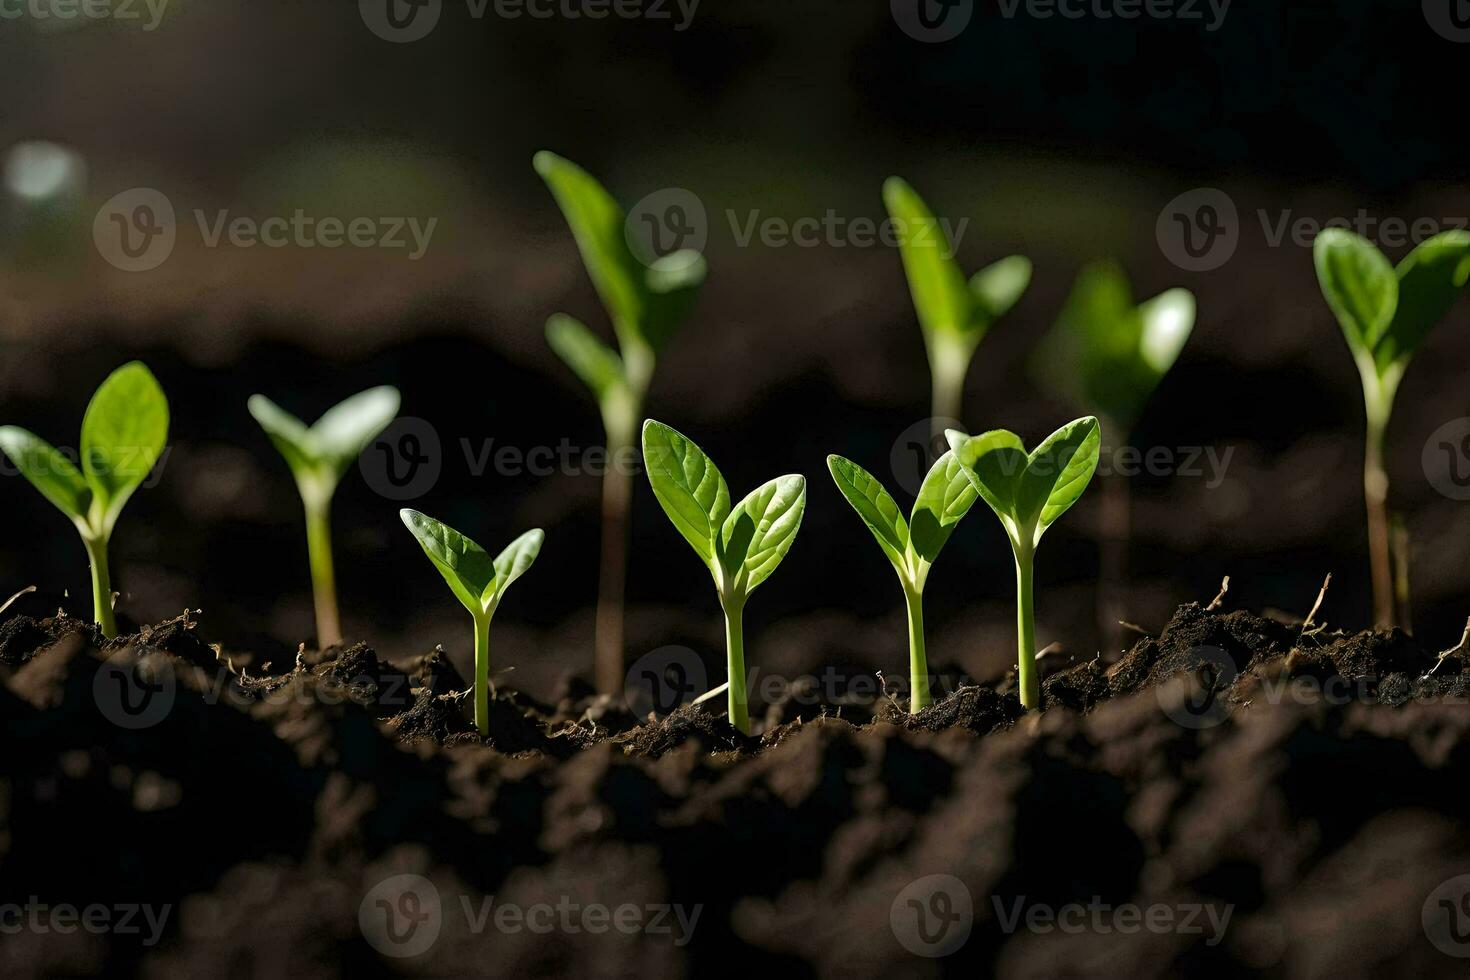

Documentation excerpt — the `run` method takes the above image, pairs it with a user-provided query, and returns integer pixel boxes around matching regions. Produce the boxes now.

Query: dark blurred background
[2,0,1469,698]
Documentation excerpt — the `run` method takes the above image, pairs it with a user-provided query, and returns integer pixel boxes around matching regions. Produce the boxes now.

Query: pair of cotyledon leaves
[1035,261,1196,431]
[831,416,1102,568]
[881,177,1033,365]
[642,420,806,603]
[1314,228,1470,388]
[247,386,401,499]
[400,510,544,618]
[0,362,169,539]
[535,152,706,408]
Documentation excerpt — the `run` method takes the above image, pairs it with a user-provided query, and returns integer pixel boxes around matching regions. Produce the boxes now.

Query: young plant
[947,417,1101,710]
[1315,229,1470,627]
[400,510,544,737]
[1032,261,1195,646]
[248,387,400,647]
[642,420,806,735]
[827,452,977,712]
[882,176,1031,441]
[535,151,707,695]
[0,362,169,638]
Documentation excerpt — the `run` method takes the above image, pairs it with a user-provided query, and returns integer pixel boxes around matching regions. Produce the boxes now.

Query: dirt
[4,602,1470,978]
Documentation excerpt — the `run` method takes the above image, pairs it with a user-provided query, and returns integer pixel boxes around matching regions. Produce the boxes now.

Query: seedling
[248,387,400,647]
[0,362,169,638]
[947,417,1101,710]
[1033,261,1195,645]
[642,420,806,735]
[882,177,1031,441]
[536,151,707,695]
[1315,229,1470,627]
[827,452,977,712]
[400,510,543,737]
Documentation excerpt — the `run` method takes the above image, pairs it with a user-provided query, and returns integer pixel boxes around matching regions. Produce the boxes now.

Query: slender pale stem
[903,582,930,713]
[304,494,341,648]
[594,420,634,695]
[472,610,491,737]
[83,533,116,638]
[929,349,967,444]
[722,598,749,736]
[1014,542,1039,710]
[1363,406,1394,629]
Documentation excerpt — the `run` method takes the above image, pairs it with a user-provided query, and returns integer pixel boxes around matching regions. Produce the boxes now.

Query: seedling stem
[303,490,340,647]
[721,595,750,735]
[1014,541,1038,709]
[83,533,116,638]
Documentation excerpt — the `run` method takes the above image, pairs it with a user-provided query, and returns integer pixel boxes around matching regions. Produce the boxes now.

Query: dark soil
[4,602,1470,977]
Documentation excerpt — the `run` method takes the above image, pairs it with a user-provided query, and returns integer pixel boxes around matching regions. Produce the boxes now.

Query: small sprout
[248,387,400,647]
[400,510,544,737]
[535,151,707,694]
[642,420,806,735]
[882,176,1031,439]
[0,362,169,638]
[1314,229,1470,627]
[947,417,1102,710]
[828,452,978,712]
[1034,260,1196,435]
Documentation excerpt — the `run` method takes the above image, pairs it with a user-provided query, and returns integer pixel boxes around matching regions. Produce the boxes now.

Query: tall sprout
[1314,229,1470,627]
[535,152,707,694]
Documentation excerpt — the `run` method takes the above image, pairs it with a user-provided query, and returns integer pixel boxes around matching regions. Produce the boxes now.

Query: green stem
[929,351,966,445]
[1014,543,1039,710]
[722,599,749,736]
[594,410,635,696]
[903,583,929,713]
[304,495,341,648]
[1363,408,1394,629]
[472,610,491,737]
[83,533,116,639]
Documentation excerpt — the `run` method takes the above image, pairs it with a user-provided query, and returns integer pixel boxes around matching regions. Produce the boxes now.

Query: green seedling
[536,151,707,695]
[1033,261,1195,646]
[828,452,978,712]
[400,510,544,737]
[1315,229,1470,628]
[642,420,806,735]
[0,362,169,638]
[248,387,400,647]
[883,177,1031,441]
[947,417,1101,710]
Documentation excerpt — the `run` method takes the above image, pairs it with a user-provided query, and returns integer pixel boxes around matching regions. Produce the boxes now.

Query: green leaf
[534,151,647,348]
[1314,228,1397,362]
[641,250,708,352]
[882,177,974,343]
[546,313,627,402]
[909,449,979,565]
[79,361,169,532]
[491,528,544,603]
[970,255,1032,320]
[827,455,908,569]
[400,509,499,614]
[718,475,806,597]
[1376,230,1470,373]
[0,426,90,522]
[948,418,1101,546]
[642,419,731,569]
[1035,262,1194,430]
[249,387,400,489]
